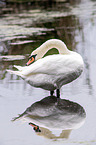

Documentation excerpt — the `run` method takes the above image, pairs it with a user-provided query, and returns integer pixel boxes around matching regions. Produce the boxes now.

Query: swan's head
[26,47,45,66]
[26,54,37,66]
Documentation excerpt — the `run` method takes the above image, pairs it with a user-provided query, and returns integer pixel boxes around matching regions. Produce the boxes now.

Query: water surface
[0,0,96,145]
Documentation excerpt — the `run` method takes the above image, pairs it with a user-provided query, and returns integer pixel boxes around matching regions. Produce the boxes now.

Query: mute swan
[12,96,86,131]
[7,39,84,98]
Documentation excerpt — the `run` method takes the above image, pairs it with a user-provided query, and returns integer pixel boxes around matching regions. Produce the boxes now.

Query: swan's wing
[21,54,83,76]
[7,53,83,77]
[20,55,64,76]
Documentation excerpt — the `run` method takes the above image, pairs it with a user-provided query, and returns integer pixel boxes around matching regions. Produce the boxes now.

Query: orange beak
[29,122,37,128]
[26,57,35,66]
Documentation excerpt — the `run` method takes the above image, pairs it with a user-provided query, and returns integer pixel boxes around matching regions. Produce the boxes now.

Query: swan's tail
[6,69,24,78]
[6,65,27,77]
[14,65,22,71]
[12,112,26,122]
[14,65,26,71]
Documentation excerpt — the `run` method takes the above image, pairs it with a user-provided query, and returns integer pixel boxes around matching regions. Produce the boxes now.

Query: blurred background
[0,0,96,145]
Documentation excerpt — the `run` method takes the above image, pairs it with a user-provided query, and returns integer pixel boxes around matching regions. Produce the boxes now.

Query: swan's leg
[50,91,54,96]
[56,89,60,98]
[56,89,60,102]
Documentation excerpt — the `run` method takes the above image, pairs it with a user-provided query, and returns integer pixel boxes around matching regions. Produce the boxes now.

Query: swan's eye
[26,54,37,66]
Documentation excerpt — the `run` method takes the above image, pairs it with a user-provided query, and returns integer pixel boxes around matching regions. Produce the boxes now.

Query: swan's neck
[32,39,70,59]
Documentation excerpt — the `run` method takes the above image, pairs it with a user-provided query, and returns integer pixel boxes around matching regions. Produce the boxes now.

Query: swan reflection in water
[12,96,86,139]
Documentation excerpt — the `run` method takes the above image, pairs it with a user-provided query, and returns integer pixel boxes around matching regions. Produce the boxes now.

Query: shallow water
[0,0,96,145]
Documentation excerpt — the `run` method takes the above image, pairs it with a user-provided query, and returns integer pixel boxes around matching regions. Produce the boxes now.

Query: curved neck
[32,39,70,59]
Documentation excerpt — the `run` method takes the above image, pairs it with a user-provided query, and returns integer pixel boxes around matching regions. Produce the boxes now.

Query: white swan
[7,39,84,98]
